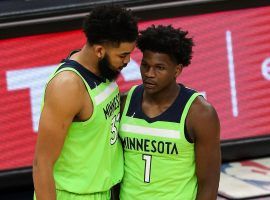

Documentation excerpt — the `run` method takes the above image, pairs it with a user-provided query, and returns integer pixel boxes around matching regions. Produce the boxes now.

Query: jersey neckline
[139,84,183,123]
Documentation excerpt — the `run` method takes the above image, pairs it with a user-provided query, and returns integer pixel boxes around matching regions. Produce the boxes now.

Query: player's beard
[98,54,121,81]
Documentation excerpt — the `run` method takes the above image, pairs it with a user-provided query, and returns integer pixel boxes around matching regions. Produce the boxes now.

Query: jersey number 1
[142,154,152,183]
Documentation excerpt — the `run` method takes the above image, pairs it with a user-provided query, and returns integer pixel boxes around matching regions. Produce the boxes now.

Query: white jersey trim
[95,82,118,105]
[121,124,180,139]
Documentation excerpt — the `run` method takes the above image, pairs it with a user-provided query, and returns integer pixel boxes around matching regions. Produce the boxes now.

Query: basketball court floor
[1,157,270,200]
[218,157,270,200]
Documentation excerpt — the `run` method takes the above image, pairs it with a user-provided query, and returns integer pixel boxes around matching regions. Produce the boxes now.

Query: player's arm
[111,93,127,200]
[33,72,86,200]
[186,96,221,200]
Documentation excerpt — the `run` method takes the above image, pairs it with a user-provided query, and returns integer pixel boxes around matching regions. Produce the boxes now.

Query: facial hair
[98,54,122,81]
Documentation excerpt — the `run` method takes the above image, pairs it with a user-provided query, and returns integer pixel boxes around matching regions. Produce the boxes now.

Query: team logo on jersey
[103,93,120,119]
[121,137,179,155]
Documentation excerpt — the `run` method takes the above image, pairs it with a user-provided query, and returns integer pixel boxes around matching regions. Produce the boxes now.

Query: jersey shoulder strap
[122,85,138,116]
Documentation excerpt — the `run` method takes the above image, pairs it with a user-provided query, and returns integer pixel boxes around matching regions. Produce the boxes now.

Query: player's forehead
[142,50,173,65]
[110,42,136,54]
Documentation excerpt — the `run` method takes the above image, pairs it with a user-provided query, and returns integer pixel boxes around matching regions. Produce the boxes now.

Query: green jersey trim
[122,85,137,116]
[180,93,201,143]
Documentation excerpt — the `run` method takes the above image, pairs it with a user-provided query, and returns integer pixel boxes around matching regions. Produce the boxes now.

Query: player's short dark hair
[83,5,138,46]
[137,25,194,67]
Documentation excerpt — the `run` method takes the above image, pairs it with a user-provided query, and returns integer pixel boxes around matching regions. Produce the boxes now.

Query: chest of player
[119,115,193,159]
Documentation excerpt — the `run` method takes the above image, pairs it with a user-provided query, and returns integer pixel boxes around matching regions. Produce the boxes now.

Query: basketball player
[33,5,138,200]
[119,25,220,199]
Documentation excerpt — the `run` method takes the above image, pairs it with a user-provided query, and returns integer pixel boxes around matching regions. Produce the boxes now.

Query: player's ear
[94,44,106,59]
[175,64,183,78]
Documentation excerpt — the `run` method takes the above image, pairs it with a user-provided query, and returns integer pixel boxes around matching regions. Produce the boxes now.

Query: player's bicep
[35,73,84,165]
[189,98,221,186]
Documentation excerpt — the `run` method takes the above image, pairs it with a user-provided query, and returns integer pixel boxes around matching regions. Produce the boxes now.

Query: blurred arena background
[0,0,270,199]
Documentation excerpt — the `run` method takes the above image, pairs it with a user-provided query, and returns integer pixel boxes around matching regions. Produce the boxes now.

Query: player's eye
[157,66,165,70]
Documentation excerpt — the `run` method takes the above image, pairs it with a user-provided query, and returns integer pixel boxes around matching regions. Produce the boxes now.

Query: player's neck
[144,83,180,106]
[70,45,101,76]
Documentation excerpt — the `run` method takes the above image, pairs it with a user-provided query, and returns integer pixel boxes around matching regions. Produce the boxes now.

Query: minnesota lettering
[121,137,179,155]
[103,93,120,119]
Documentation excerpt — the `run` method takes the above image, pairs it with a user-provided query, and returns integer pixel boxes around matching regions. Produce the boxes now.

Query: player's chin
[143,84,159,94]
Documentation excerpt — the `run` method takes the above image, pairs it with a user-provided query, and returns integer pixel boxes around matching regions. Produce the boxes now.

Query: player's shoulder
[187,96,220,141]
[44,70,87,113]
[47,70,85,95]
[189,96,218,123]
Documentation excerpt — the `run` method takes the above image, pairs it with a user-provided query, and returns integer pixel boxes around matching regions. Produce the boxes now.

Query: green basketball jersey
[43,59,123,194]
[119,84,200,200]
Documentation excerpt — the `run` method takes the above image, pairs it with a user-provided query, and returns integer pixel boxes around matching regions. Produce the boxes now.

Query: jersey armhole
[43,66,96,125]
[121,85,137,117]
[180,93,201,143]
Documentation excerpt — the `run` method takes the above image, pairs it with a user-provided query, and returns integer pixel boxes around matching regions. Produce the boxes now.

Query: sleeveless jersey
[42,58,123,194]
[119,84,200,200]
